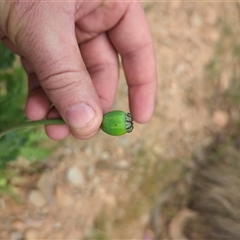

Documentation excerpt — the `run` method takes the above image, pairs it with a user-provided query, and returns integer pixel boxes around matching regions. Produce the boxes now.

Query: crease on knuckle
[122,41,153,59]
[40,71,88,99]
[87,62,118,75]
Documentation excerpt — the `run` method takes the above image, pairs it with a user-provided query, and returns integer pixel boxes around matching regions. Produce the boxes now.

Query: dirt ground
[0,2,238,239]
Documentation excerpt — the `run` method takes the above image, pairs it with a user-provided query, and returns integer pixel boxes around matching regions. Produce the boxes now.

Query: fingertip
[45,107,70,140]
[45,125,70,141]
[131,108,154,124]
[70,127,101,140]
[64,102,103,140]
[129,82,156,124]
[25,88,51,121]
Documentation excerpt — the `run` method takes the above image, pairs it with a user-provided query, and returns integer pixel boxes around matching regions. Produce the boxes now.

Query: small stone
[53,222,62,229]
[24,228,40,240]
[28,189,47,207]
[190,12,203,28]
[141,214,149,225]
[10,231,23,240]
[41,205,50,214]
[55,186,74,206]
[66,166,85,186]
[11,219,26,231]
[174,63,187,76]
[101,151,110,161]
[0,198,6,209]
[37,172,54,204]
[212,110,229,128]
[84,145,93,156]
[119,160,129,168]
[87,166,95,178]
[25,218,43,228]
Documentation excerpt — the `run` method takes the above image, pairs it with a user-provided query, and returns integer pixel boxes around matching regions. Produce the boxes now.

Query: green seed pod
[100,110,134,136]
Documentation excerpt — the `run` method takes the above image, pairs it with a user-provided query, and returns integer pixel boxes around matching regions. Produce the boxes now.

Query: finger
[108,2,157,123]
[13,3,102,139]
[21,57,51,120]
[79,33,119,113]
[75,2,127,43]
[45,107,70,140]
[22,57,70,140]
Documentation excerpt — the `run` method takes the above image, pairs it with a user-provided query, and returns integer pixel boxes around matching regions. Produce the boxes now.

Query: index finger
[108,1,157,123]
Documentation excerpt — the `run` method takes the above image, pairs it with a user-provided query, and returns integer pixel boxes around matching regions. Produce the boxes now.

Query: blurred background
[1,1,240,239]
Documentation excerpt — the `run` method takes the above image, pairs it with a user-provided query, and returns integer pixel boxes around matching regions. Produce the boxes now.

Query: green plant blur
[0,42,49,169]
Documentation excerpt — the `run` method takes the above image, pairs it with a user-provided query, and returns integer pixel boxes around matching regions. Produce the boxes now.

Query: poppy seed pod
[100,110,134,136]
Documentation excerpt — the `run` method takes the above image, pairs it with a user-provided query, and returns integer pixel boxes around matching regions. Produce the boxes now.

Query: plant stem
[0,119,65,139]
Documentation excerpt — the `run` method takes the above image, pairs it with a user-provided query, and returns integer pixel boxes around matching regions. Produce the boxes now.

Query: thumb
[13,4,102,139]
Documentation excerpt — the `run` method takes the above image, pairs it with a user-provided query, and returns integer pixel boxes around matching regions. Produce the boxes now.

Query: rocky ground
[0,2,239,239]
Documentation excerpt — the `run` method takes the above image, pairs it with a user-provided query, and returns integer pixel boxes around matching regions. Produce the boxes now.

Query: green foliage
[0,43,15,70]
[19,131,50,161]
[0,42,49,168]
[0,168,22,201]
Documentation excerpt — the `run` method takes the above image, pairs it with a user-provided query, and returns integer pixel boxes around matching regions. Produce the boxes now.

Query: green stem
[0,119,65,139]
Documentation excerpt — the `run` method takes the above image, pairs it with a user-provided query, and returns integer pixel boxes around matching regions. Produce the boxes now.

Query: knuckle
[40,70,89,100]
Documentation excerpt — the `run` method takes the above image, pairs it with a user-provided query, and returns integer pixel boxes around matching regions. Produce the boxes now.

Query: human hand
[0,1,156,140]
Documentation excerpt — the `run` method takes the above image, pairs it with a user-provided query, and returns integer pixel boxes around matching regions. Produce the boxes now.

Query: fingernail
[65,103,95,129]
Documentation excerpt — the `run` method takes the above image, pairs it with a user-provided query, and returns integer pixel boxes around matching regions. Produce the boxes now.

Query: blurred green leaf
[0,178,7,187]
[20,147,50,161]
[0,42,52,169]
[0,43,15,70]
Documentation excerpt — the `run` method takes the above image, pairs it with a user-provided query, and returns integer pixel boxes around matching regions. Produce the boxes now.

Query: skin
[0,1,157,140]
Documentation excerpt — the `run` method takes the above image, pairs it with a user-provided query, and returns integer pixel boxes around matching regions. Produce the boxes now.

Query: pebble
[84,145,93,156]
[0,198,6,209]
[24,228,40,240]
[28,189,47,207]
[190,12,203,28]
[37,172,55,204]
[11,219,26,231]
[87,166,95,178]
[101,151,110,161]
[10,231,23,240]
[53,222,62,229]
[25,218,43,228]
[66,166,85,186]
[212,110,229,128]
[55,186,74,206]
[119,160,129,168]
